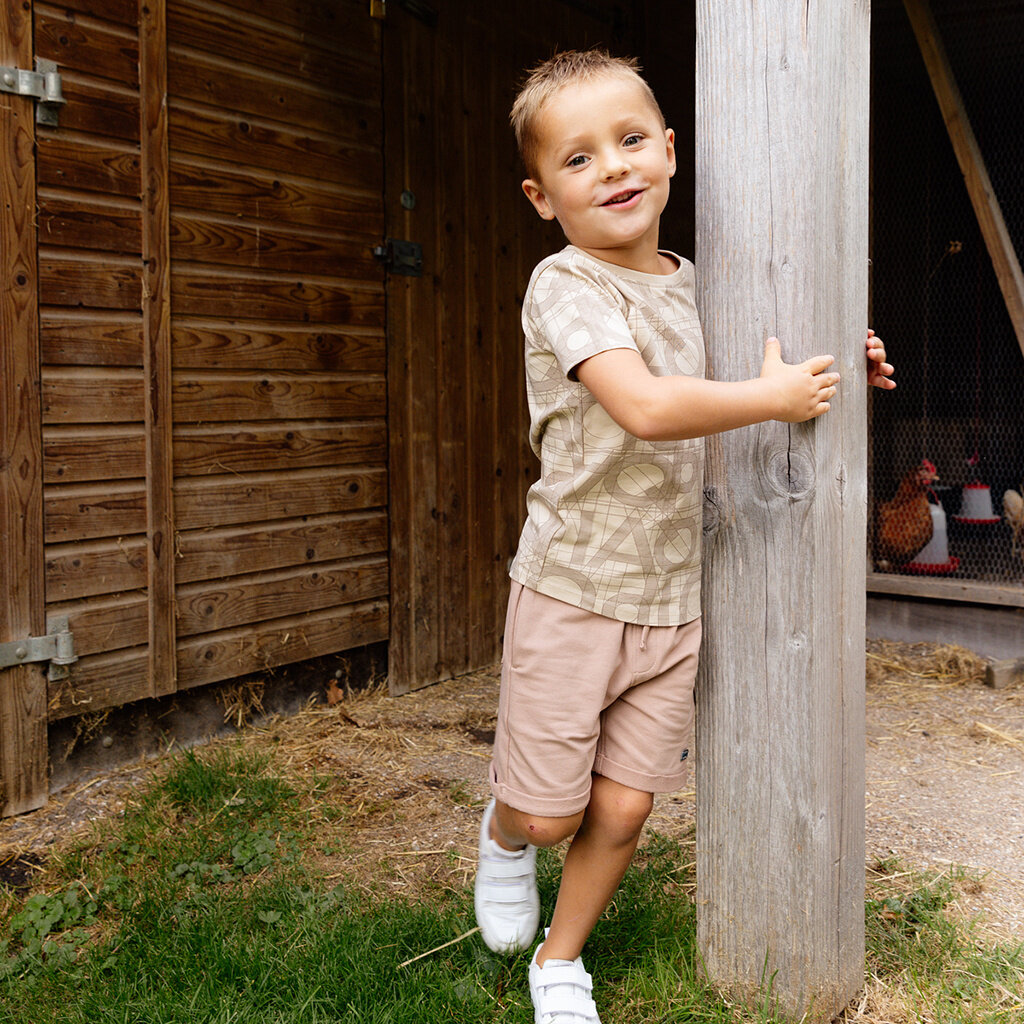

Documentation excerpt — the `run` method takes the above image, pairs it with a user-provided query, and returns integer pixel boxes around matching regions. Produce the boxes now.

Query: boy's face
[522,74,675,273]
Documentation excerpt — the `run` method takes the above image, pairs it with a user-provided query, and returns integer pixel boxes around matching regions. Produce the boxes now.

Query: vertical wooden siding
[39,0,389,720]
[1,0,48,815]
[385,0,640,692]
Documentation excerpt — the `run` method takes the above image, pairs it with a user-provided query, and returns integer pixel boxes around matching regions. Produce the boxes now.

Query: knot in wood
[763,445,815,500]
[702,486,725,537]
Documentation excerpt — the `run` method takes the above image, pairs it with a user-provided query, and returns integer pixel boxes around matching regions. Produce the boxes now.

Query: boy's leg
[535,774,652,965]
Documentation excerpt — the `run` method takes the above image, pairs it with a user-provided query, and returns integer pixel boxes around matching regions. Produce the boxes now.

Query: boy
[474,50,894,1024]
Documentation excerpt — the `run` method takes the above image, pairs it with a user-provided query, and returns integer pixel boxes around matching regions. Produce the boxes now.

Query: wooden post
[695,3,869,1020]
[1,0,49,815]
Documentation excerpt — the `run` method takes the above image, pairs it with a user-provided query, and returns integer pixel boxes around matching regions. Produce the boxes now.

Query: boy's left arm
[865,329,895,390]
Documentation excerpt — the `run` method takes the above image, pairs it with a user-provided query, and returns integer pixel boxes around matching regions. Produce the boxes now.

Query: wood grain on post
[695,3,869,1019]
[1,0,49,815]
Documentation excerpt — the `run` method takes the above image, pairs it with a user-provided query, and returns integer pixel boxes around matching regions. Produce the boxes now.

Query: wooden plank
[171,323,384,372]
[39,252,142,310]
[175,510,387,584]
[176,599,388,691]
[37,133,141,197]
[167,0,378,99]
[170,213,378,279]
[35,5,140,87]
[171,420,386,475]
[695,4,869,1018]
[44,481,147,541]
[56,0,138,29]
[383,2,440,693]
[174,465,386,529]
[866,571,1024,609]
[199,0,379,53]
[47,594,148,657]
[175,556,388,635]
[48,647,149,721]
[903,0,1024,360]
[169,157,381,236]
[37,189,141,253]
[57,74,140,141]
[45,535,147,601]
[170,270,383,325]
[41,368,145,423]
[167,47,379,142]
[434,33,470,679]
[172,372,384,422]
[1,0,49,815]
[40,311,143,367]
[140,0,176,698]
[44,426,146,483]
[168,102,379,190]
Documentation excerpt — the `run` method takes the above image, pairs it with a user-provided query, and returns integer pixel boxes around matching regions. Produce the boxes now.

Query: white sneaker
[474,798,539,953]
[529,937,601,1023]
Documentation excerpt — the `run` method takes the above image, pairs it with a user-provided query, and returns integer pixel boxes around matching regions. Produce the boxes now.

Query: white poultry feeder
[955,482,1000,524]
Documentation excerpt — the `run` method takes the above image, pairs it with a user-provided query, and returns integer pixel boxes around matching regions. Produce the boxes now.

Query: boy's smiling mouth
[601,188,642,206]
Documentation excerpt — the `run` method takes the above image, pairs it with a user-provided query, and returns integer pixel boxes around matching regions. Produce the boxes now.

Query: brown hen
[873,460,939,570]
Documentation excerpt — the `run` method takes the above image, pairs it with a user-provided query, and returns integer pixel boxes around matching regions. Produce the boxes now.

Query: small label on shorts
[680,748,689,762]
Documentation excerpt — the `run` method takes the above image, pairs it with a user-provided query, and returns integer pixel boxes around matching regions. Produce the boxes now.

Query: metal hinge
[0,58,65,127]
[0,617,77,681]
[374,238,424,276]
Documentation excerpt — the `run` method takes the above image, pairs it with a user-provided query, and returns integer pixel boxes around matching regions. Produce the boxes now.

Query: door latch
[374,238,424,277]
[0,58,65,127]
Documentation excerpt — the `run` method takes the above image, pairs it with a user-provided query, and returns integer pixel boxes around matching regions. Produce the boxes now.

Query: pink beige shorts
[489,582,701,817]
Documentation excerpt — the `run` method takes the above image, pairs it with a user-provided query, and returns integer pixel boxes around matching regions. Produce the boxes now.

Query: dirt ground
[1,640,1022,944]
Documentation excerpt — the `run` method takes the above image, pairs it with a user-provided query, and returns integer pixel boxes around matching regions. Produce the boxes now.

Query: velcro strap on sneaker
[534,963,593,991]
[536,992,599,1019]
[478,857,532,878]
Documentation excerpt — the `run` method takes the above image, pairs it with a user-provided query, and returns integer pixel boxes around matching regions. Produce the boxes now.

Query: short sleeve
[523,256,639,379]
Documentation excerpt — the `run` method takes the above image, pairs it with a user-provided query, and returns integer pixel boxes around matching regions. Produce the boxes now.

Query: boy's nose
[598,149,630,180]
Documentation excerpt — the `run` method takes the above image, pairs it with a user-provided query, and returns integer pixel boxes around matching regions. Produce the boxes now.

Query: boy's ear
[522,178,556,221]
[664,128,677,179]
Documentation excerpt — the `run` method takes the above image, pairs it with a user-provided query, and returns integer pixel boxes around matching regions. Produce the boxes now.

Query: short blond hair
[510,49,664,181]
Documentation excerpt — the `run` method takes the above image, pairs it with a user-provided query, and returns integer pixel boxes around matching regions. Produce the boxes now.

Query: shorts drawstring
[639,624,650,652]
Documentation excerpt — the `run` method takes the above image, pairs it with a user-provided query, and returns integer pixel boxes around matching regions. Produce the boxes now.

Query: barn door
[4,0,392,814]
[382,0,640,693]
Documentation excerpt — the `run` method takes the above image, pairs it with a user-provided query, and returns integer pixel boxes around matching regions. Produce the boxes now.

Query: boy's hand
[865,329,896,389]
[759,337,839,422]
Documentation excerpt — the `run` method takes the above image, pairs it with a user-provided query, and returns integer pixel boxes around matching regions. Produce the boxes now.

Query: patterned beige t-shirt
[510,245,705,626]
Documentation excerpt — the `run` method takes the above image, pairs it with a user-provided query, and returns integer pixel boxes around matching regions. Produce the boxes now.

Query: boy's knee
[588,780,653,842]
[506,807,585,848]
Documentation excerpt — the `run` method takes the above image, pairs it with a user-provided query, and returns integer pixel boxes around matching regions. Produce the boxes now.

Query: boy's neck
[572,239,674,276]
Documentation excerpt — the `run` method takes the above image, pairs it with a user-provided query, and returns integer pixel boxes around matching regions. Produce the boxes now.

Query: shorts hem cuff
[489,770,592,817]
[592,754,688,794]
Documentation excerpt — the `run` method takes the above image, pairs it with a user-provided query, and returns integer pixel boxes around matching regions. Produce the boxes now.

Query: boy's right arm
[575,337,839,442]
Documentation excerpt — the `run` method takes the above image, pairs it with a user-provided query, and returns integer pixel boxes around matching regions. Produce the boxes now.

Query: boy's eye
[567,154,588,167]
[623,133,644,147]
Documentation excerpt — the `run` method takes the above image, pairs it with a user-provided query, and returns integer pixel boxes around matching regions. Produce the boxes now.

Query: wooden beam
[1,0,49,815]
[140,0,177,697]
[696,3,869,1018]
[903,0,1024,360]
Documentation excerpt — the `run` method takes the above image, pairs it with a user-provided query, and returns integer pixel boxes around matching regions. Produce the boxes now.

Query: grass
[1,745,1021,1024]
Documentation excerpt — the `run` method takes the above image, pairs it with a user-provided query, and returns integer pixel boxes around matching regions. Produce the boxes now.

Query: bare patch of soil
[2,643,1021,941]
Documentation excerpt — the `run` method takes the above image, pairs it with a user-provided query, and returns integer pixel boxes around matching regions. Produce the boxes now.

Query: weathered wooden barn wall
[3,0,692,808]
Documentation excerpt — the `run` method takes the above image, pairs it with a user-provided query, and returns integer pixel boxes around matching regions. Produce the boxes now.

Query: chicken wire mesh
[869,0,1024,587]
